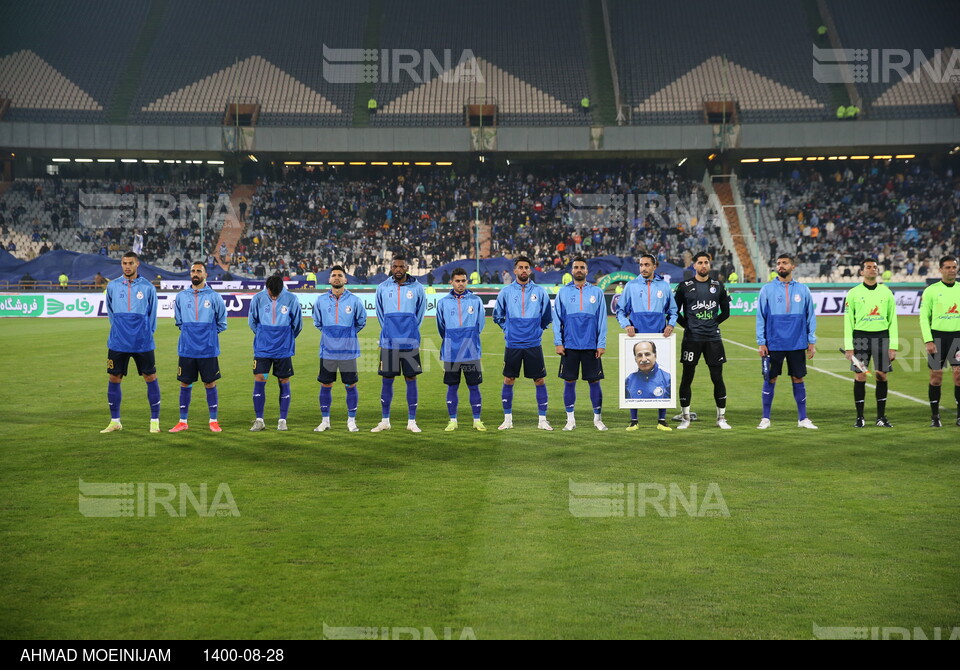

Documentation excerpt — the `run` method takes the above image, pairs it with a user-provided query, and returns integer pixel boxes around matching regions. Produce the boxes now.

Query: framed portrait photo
[619,333,676,409]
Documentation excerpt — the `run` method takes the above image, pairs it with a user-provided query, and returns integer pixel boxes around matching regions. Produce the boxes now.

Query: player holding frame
[843,258,897,428]
[554,257,608,431]
[919,255,960,427]
[168,262,227,433]
[436,268,486,432]
[101,251,161,433]
[615,253,677,431]
[673,252,732,430]
[313,266,366,433]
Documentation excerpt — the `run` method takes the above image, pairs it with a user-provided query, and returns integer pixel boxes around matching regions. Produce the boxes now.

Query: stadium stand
[740,163,960,280]
[371,0,590,127]
[129,0,366,126]
[609,0,833,125]
[0,0,150,123]
[827,0,959,120]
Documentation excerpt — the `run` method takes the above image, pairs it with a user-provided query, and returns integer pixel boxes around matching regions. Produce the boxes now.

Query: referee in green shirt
[844,259,898,427]
[919,256,960,427]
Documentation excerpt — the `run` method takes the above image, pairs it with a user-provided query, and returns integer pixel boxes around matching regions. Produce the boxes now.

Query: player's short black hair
[693,251,712,263]
[330,265,346,275]
[190,260,205,269]
[572,256,587,266]
[860,258,879,269]
[639,253,657,266]
[450,267,468,279]
[633,340,657,357]
[265,275,284,297]
[777,253,795,264]
[391,256,407,265]
[939,255,958,268]
[122,251,139,261]
[514,255,532,267]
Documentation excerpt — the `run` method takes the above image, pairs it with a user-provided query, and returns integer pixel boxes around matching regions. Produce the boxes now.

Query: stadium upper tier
[0,0,955,127]
[827,0,958,120]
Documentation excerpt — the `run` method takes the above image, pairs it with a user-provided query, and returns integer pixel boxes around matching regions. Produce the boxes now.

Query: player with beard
[168,262,227,433]
[674,252,731,430]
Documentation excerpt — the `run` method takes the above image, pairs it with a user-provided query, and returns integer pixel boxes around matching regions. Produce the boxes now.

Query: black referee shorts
[850,330,892,373]
[927,330,960,370]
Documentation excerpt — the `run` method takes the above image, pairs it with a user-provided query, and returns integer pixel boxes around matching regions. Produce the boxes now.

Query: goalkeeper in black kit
[674,252,732,429]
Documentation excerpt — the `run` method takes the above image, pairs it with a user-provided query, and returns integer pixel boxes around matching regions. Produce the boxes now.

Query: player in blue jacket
[493,256,553,430]
[554,257,609,431]
[249,275,303,431]
[101,251,161,434]
[168,262,227,433]
[756,254,818,430]
[371,256,427,433]
[437,268,487,431]
[615,253,678,430]
[313,266,366,433]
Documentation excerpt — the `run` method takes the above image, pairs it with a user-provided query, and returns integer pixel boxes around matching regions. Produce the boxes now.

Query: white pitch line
[721,337,928,406]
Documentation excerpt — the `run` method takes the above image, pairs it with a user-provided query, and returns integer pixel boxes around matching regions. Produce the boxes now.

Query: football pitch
[1,314,958,639]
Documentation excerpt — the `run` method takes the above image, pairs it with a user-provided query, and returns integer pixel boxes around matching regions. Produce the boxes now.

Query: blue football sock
[107,381,121,420]
[179,385,192,421]
[253,380,266,419]
[792,381,807,421]
[630,409,638,422]
[381,377,395,419]
[536,384,548,417]
[206,386,218,421]
[319,385,332,418]
[762,380,775,419]
[658,408,666,421]
[146,379,161,420]
[563,381,576,413]
[446,383,459,419]
[345,385,358,418]
[589,381,602,415]
[278,381,291,420]
[468,384,482,420]
[406,379,418,420]
[501,384,514,414]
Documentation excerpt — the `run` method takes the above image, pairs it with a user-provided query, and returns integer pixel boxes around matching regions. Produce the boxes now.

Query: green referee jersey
[843,282,898,350]
[919,280,960,342]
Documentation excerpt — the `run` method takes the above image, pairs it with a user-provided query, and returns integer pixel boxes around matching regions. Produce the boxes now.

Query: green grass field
[1,314,958,639]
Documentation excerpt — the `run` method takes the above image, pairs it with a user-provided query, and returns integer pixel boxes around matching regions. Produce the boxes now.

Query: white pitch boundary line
[721,337,928,406]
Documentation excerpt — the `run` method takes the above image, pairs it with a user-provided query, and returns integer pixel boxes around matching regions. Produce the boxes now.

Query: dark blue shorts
[319,358,359,385]
[768,349,806,379]
[108,349,156,377]
[254,357,294,378]
[443,360,483,386]
[177,356,221,384]
[558,349,604,381]
[503,346,546,380]
[379,348,422,377]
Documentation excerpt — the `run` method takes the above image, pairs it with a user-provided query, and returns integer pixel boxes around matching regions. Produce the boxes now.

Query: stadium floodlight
[371,162,388,166]
[247,154,258,162]
[207,160,224,165]
[677,157,687,166]
[74,158,93,163]
[850,155,870,160]
[307,161,324,165]
[349,162,367,165]
[761,158,781,162]
[121,159,137,163]
[436,162,452,166]
[163,160,176,164]
[784,157,804,161]
[97,159,115,163]
[283,161,301,165]
[52,158,71,162]
[740,158,759,163]
[414,162,431,166]
[896,154,915,159]
[328,161,344,166]
[873,155,893,160]
[142,159,160,163]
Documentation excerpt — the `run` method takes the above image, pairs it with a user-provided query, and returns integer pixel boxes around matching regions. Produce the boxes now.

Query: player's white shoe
[538,418,553,431]
[797,418,818,430]
[100,420,122,433]
[717,418,732,430]
[314,420,331,432]
[593,418,608,431]
[370,419,391,433]
[498,417,513,430]
[250,418,265,432]
[562,421,576,431]
[677,417,692,430]
[757,418,771,430]
[277,419,288,431]
[347,419,359,433]
[407,420,422,433]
